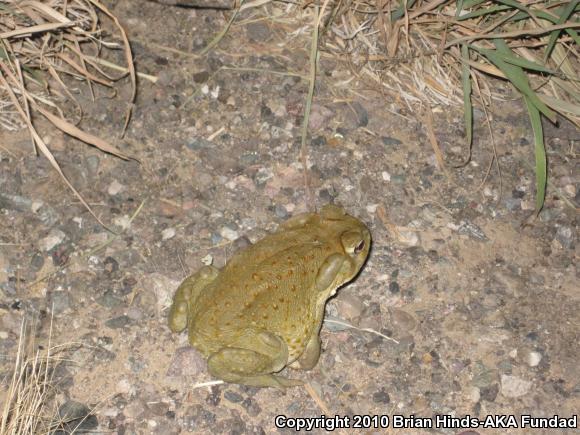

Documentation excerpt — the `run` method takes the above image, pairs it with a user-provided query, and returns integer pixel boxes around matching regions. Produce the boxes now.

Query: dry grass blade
[1,0,137,229]
[0,319,83,435]
[319,0,578,210]
[0,63,113,231]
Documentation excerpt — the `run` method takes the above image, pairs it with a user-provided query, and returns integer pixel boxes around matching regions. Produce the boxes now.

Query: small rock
[105,315,131,329]
[389,308,418,332]
[142,273,181,315]
[49,291,71,315]
[274,204,288,219]
[457,220,488,241]
[116,378,134,395]
[334,294,364,320]
[57,400,98,432]
[526,351,542,367]
[39,229,66,251]
[192,71,209,84]
[308,104,334,131]
[161,228,176,240]
[220,226,239,241]
[86,155,100,176]
[500,374,532,398]
[187,137,214,151]
[372,388,391,404]
[555,225,574,249]
[381,136,402,147]
[397,230,419,246]
[466,386,481,403]
[167,346,207,377]
[247,22,272,42]
[31,199,44,213]
[211,232,223,245]
[224,390,243,403]
[108,180,125,196]
[113,215,132,230]
[381,171,391,181]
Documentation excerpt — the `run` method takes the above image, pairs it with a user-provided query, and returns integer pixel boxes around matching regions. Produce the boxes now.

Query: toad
[168,204,371,388]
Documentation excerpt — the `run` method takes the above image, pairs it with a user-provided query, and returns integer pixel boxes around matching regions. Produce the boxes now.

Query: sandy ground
[0,1,578,434]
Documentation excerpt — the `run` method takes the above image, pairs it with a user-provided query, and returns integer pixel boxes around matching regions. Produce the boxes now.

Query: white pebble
[161,228,176,240]
[39,229,66,251]
[116,378,132,395]
[381,171,391,181]
[501,374,532,398]
[108,180,124,196]
[113,215,132,230]
[31,199,44,213]
[220,227,239,241]
[201,254,213,266]
[526,351,542,367]
[366,204,378,213]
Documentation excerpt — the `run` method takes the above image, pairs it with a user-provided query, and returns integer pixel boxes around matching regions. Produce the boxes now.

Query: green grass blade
[499,53,555,74]
[461,0,487,9]
[475,41,557,122]
[512,9,580,46]
[494,0,538,19]
[392,0,418,21]
[524,95,547,214]
[461,44,473,148]
[456,0,465,17]
[457,5,511,20]
[544,0,579,62]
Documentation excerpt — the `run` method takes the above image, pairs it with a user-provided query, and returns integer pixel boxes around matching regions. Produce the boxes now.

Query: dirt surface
[0,1,578,434]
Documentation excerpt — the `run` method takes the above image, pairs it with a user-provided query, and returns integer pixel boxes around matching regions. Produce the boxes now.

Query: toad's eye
[354,240,365,254]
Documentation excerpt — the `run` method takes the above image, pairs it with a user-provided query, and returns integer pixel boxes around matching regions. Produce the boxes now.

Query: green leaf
[461,44,473,148]
[524,96,547,214]
[474,41,557,122]
[544,0,579,62]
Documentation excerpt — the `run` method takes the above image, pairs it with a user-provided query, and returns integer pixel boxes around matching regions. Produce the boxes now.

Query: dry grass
[0,319,87,435]
[0,0,136,229]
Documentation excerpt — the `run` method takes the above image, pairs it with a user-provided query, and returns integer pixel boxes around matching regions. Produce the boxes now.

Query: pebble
[500,374,532,398]
[167,347,207,377]
[113,215,132,230]
[246,22,272,42]
[466,386,481,403]
[49,291,71,315]
[555,225,574,248]
[381,136,402,147]
[381,171,391,181]
[86,155,100,176]
[274,204,288,219]
[116,378,134,395]
[397,230,419,246]
[142,273,181,315]
[334,293,364,320]
[39,229,66,251]
[389,308,417,332]
[108,180,125,196]
[105,315,131,329]
[526,350,542,367]
[31,199,44,213]
[57,400,98,432]
[220,226,239,241]
[161,227,176,240]
[366,204,378,213]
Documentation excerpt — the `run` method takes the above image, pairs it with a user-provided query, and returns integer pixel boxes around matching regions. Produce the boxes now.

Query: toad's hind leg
[168,266,219,333]
[207,331,303,389]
